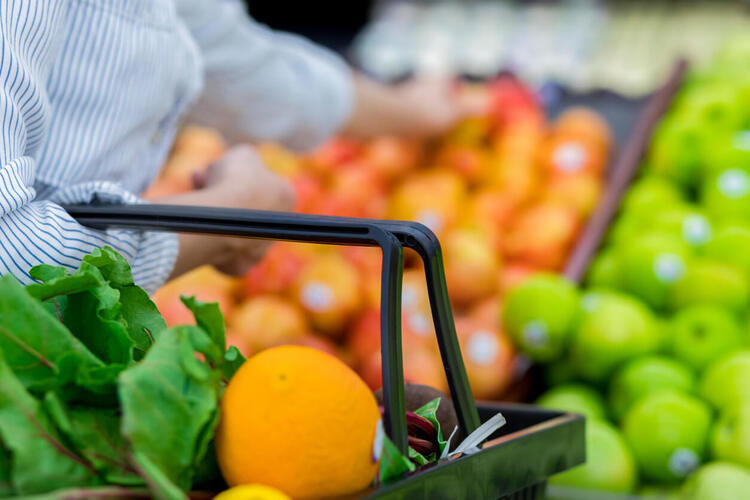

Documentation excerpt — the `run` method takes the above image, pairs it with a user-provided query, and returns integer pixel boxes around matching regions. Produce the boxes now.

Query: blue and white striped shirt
[0,0,353,292]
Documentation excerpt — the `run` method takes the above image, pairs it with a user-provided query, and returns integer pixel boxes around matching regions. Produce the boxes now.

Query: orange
[152,266,237,327]
[292,253,362,337]
[216,346,380,499]
[455,317,516,400]
[229,295,307,353]
[539,133,607,178]
[553,107,613,153]
[442,228,501,306]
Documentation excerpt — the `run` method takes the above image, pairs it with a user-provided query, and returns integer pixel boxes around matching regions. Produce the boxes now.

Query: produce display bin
[66,203,585,499]
[562,60,688,283]
[502,61,689,404]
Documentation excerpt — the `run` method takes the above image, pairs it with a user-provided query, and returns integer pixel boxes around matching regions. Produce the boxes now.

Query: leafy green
[42,393,139,485]
[0,274,104,394]
[180,296,226,356]
[0,247,241,498]
[377,434,415,484]
[0,350,98,493]
[118,286,166,358]
[222,346,246,381]
[119,325,222,492]
[413,398,448,455]
[378,398,448,483]
[0,441,13,496]
[27,248,149,366]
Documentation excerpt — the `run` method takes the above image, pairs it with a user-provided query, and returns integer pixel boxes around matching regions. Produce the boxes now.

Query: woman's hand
[154,145,295,278]
[342,74,489,138]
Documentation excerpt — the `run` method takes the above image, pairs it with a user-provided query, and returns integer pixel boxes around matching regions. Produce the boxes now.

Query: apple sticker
[717,169,750,199]
[653,253,685,284]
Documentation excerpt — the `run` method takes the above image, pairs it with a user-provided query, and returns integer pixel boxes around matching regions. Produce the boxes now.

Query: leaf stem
[0,325,56,369]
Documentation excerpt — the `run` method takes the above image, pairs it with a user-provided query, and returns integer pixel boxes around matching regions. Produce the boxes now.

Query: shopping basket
[65,202,584,499]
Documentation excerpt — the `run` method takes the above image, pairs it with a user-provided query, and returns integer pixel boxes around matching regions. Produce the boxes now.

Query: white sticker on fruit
[734,130,750,151]
[717,169,750,199]
[402,285,417,308]
[653,253,685,284]
[406,313,431,337]
[372,418,384,463]
[580,293,601,313]
[416,210,444,234]
[553,142,587,173]
[682,214,711,246]
[522,320,548,349]
[300,282,334,312]
[467,330,499,365]
[668,448,700,478]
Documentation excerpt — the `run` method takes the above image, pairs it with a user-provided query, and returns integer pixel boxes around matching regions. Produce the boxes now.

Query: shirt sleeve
[177,0,355,151]
[0,0,178,293]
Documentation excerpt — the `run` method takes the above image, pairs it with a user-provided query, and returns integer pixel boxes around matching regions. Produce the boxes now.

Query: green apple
[700,167,750,221]
[619,233,692,310]
[680,462,750,500]
[648,117,705,187]
[549,419,638,494]
[681,82,747,133]
[650,204,713,249]
[699,350,750,412]
[586,249,623,289]
[703,131,750,178]
[608,356,695,422]
[536,384,608,420]
[502,274,579,362]
[671,259,749,313]
[704,222,750,278]
[570,291,661,383]
[669,305,744,372]
[711,402,750,468]
[608,211,648,246]
[621,176,684,216]
[623,390,712,483]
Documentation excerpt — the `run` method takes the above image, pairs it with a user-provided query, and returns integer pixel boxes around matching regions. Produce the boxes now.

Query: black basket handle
[64,204,482,455]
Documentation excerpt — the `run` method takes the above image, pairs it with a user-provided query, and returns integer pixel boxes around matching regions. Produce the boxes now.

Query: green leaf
[191,441,226,491]
[81,247,134,287]
[0,275,104,394]
[413,398,448,454]
[42,393,141,486]
[222,346,246,381]
[118,286,167,358]
[0,350,98,493]
[0,441,13,496]
[119,325,221,493]
[180,296,226,358]
[25,262,104,303]
[377,434,415,485]
[30,264,68,283]
[130,452,188,500]
[26,260,135,365]
[61,287,133,365]
[407,447,430,466]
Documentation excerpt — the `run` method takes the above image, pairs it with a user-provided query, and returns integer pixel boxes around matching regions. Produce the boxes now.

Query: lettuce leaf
[0,275,104,394]
[0,350,99,493]
[119,325,222,493]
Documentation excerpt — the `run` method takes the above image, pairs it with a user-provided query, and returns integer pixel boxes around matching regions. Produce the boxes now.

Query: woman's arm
[0,1,176,293]
[177,0,486,150]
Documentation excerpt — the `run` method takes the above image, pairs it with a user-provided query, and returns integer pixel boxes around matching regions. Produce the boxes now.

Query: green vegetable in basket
[0,247,244,499]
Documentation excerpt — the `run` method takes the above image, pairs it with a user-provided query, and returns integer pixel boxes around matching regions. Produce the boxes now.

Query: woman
[0,0,482,291]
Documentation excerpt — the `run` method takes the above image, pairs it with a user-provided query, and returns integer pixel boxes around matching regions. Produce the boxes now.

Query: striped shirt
[0,0,353,292]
